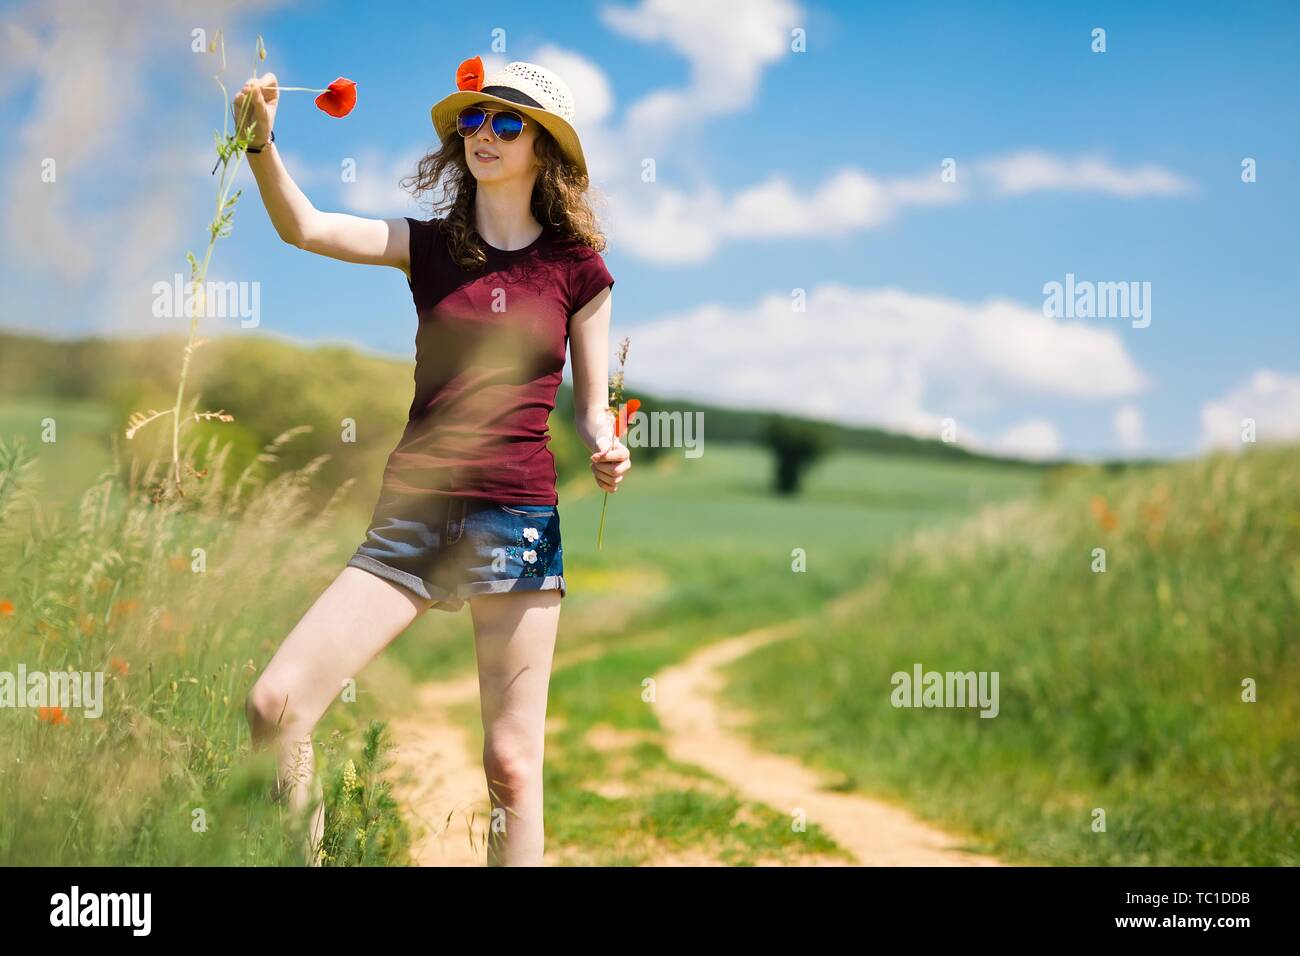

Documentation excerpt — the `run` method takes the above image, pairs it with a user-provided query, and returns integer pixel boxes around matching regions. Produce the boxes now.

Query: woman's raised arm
[235,73,411,276]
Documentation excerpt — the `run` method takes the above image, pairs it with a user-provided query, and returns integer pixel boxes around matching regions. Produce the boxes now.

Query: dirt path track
[389,584,1003,866]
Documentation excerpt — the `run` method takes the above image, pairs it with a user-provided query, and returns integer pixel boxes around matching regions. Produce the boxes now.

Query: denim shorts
[346,491,565,612]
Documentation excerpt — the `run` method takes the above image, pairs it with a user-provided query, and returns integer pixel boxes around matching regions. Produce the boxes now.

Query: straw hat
[431,56,588,178]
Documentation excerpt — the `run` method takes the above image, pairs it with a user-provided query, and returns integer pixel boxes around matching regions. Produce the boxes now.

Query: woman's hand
[234,72,279,148]
[590,429,631,493]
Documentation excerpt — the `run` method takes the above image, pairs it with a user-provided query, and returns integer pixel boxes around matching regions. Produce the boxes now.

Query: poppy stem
[267,86,329,93]
[596,491,609,550]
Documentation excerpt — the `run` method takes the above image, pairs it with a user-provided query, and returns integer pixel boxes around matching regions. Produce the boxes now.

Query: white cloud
[994,418,1063,460]
[976,150,1193,198]
[600,0,798,145]
[1114,404,1145,452]
[625,284,1147,437]
[607,151,1190,264]
[1199,370,1300,451]
[334,149,428,217]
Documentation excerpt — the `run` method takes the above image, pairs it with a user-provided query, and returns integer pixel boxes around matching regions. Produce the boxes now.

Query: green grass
[6,334,1291,866]
[0,430,413,865]
[723,443,1300,865]
[0,398,115,509]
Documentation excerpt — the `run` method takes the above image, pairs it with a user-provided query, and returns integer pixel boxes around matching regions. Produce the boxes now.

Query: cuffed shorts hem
[345,555,566,613]
[345,553,466,610]
[458,575,567,599]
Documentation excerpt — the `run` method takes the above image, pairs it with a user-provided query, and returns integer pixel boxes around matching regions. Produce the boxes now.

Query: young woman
[236,57,628,866]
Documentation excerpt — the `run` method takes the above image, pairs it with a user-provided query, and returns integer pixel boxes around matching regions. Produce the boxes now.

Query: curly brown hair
[399,125,608,272]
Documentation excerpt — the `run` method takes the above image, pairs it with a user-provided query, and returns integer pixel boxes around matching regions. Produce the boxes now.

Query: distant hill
[0,329,1089,502]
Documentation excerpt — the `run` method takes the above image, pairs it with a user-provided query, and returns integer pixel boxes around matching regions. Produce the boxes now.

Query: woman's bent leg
[468,589,562,866]
[245,565,433,863]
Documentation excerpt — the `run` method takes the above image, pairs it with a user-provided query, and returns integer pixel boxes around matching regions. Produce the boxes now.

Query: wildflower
[315,77,357,117]
[456,55,485,91]
[1089,495,1119,531]
[109,657,130,678]
[597,337,633,550]
[342,759,359,794]
[169,555,189,572]
[0,599,13,617]
[37,706,71,726]
[614,398,641,438]
[112,598,140,618]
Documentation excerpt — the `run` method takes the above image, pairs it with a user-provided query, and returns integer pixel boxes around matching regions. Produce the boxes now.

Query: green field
[723,443,1300,865]
[1,333,1293,866]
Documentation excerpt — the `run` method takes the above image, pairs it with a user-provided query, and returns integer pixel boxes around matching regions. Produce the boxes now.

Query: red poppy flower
[37,706,71,726]
[315,77,357,117]
[0,598,13,617]
[614,398,641,438]
[456,55,485,91]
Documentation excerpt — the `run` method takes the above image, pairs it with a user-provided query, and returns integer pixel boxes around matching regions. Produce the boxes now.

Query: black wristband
[246,130,275,154]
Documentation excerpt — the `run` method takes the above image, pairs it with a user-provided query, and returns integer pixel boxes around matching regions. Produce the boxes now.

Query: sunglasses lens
[492,112,525,141]
[456,107,486,137]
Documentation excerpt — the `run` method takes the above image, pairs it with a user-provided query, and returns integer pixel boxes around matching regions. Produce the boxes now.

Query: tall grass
[726,442,1300,864]
[0,426,408,865]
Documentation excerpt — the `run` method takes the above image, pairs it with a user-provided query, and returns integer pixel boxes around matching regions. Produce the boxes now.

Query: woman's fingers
[591,437,630,491]
[591,462,629,492]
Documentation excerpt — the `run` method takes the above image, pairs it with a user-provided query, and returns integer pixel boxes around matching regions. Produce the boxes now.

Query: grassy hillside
[725,442,1300,865]
[0,330,1050,518]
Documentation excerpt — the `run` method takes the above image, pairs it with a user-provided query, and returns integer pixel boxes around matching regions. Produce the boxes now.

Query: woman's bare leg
[468,589,562,866]
[245,565,433,863]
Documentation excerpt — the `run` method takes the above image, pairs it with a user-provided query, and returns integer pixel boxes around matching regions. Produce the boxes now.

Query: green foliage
[0,425,410,865]
[727,442,1300,864]
[318,722,410,866]
[760,412,834,495]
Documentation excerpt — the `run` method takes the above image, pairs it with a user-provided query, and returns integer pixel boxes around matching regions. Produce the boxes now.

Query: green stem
[168,45,259,494]
[596,491,609,550]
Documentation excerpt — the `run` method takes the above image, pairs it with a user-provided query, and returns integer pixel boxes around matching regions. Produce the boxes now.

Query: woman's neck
[473,190,542,251]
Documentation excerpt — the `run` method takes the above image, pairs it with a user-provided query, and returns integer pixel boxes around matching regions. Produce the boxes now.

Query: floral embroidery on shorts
[507,525,554,577]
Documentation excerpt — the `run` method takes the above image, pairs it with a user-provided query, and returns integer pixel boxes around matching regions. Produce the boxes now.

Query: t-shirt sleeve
[567,247,615,317]
[404,216,441,298]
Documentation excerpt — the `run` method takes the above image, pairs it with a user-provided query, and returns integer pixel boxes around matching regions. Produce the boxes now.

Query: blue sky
[2,0,1297,460]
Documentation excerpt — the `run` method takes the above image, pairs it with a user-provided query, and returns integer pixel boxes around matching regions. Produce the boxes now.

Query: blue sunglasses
[456,105,528,142]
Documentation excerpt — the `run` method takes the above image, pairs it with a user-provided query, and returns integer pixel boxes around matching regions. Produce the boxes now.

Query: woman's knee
[482,735,541,792]
[245,671,314,736]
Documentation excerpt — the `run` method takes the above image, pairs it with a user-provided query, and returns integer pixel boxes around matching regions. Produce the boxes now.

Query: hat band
[478,85,545,111]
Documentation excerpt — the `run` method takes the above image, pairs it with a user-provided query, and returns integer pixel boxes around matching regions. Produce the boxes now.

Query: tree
[761,413,833,495]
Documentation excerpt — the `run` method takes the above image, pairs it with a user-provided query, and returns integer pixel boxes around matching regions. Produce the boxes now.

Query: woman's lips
[474,151,498,162]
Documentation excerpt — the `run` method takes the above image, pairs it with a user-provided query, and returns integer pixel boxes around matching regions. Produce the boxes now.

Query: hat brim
[430,89,588,178]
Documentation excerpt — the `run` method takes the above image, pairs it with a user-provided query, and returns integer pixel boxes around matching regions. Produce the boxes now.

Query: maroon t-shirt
[379,217,614,504]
